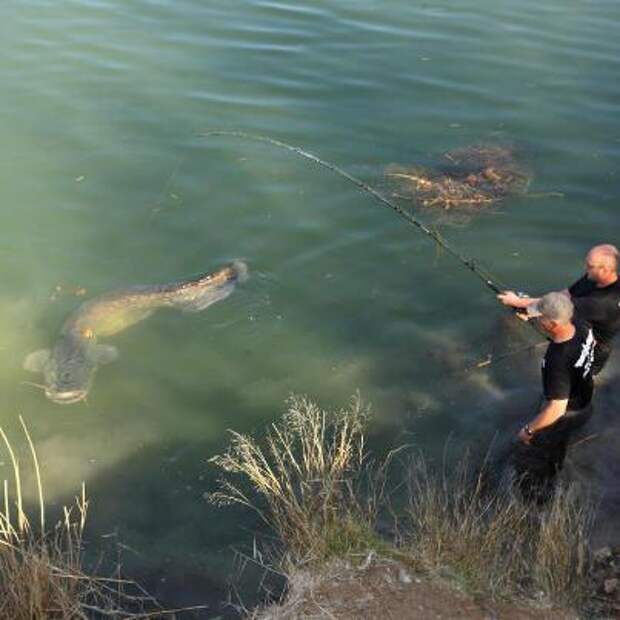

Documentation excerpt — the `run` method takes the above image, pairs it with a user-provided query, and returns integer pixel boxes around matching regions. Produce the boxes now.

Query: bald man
[498,244,620,375]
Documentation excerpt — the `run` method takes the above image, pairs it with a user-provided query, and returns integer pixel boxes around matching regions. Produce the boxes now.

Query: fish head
[25,334,118,405]
[43,337,96,404]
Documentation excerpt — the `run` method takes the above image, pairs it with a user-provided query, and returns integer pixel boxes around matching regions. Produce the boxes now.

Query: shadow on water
[55,437,286,619]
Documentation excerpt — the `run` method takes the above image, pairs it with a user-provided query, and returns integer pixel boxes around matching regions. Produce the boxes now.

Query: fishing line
[200,130,510,295]
[199,130,548,352]
[462,341,548,374]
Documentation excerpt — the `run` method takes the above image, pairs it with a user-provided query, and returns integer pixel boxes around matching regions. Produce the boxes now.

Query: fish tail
[171,260,248,312]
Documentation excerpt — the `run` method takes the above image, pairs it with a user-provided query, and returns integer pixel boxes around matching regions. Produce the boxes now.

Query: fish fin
[23,349,51,373]
[175,282,236,313]
[90,344,119,365]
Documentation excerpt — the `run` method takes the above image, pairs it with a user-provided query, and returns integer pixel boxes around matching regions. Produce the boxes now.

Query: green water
[1,0,619,613]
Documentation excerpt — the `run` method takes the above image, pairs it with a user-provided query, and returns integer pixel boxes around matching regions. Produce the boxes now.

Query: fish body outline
[24,261,248,404]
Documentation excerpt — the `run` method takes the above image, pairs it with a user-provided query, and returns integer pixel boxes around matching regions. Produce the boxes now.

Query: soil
[590,546,620,617]
[255,557,574,620]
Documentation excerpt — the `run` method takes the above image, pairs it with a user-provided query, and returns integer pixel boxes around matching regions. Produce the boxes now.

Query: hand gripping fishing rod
[201,130,508,296]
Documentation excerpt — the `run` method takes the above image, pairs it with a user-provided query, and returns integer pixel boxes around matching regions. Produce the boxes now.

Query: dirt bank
[254,556,573,620]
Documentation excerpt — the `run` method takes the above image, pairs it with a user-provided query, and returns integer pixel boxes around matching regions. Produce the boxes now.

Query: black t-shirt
[569,275,620,347]
[542,321,594,411]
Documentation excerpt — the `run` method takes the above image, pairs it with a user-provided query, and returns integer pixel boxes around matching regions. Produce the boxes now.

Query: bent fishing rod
[201,130,508,295]
[200,131,547,344]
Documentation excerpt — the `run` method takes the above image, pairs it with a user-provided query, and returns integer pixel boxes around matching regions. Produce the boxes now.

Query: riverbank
[3,396,619,618]
[253,555,574,620]
[252,546,620,619]
[210,395,618,619]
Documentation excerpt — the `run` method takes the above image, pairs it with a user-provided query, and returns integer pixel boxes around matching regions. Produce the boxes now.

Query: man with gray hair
[498,243,620,375]
[513,292,595,502]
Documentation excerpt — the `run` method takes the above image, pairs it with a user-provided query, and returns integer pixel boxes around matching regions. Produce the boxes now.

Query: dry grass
[532,487,592,603]
[210,396,596,615]
[402,450,593,608]
[209,395,383,565]
[0,416,176,619]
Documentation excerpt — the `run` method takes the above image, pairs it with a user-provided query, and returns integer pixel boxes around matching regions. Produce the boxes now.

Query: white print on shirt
[575,328,595,378]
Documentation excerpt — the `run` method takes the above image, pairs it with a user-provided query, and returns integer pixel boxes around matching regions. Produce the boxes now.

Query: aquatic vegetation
[387,144,531,212]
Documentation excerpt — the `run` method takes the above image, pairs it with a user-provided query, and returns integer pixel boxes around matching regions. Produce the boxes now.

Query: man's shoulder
[592,279,620,305]
[545,340,570,367]
[547,325,589,363]
[571,278,620,306]
[574,319,593,337]
[569,274,592,296]
[609,279,620,295]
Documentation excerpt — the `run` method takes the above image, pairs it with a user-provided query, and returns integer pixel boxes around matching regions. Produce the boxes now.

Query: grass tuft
[209,394,381,565]
[402,450,593,608]
[211,395,597,615]
[0,416,173,619]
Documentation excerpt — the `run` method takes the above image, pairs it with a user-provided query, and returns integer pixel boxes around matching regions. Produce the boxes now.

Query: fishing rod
[463,340,548,374]
[200,130,509,295]
[199,130,548,351]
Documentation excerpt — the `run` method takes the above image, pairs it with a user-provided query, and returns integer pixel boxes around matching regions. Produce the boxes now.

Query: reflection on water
[1,0,620,612]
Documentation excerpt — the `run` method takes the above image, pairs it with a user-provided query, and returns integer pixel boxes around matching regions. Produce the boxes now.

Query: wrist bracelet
[524,424,534,437]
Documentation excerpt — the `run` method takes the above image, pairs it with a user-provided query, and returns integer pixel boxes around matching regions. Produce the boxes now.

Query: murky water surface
[1,0,619,613]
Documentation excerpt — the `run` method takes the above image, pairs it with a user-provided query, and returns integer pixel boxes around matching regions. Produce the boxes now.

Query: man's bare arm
[497,291,540,309]
[518,398,568,444]
[497,289,570,310]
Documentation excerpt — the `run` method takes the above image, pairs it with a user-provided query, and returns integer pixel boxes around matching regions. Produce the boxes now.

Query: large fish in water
[24,261,248,404]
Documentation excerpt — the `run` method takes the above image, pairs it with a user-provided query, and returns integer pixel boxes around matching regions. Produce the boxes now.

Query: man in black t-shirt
[568,257,620,374]
[498,244,619,375]
[512,292,595,502]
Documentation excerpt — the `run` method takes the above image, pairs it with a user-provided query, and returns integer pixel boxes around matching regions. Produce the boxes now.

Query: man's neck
[551,323,576,343]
